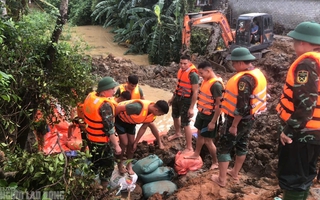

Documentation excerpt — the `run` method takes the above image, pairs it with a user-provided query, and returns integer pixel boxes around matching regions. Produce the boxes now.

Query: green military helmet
[287,21,320,45]
[230,47,256,61]
[97,76,119,93]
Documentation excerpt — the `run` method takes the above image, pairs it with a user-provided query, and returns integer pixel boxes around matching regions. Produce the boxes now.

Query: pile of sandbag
[132,154,177,199]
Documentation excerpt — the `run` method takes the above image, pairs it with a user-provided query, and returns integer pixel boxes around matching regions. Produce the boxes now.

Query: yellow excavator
[182,10,274,69]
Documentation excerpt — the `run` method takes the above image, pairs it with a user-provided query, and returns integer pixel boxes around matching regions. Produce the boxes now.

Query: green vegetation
[33,0,204,65]
[35,0,101,25]
[190,27,211,55]
[0,10,95,148]
[1,144,97,199]
[92,0,197,65]
[0,3,99,198]
[0,0,207,198]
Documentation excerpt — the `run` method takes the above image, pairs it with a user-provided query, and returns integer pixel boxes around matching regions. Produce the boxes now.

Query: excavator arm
[182,10,234,50]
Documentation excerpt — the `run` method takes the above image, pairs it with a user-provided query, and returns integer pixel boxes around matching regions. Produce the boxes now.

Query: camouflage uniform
[88,102,115,181]
[172,72,199,126]
[194,82,223,138]
[278,58,320,191]
[115,102,143,135]
[217,75,255,162]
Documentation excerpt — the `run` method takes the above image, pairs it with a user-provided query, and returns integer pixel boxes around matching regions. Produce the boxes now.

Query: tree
[92,0,188,65]
[44,0,68,71]
[0,2,94,150]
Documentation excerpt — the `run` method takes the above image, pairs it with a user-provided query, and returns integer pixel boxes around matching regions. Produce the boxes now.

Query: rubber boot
[283,190,306,200]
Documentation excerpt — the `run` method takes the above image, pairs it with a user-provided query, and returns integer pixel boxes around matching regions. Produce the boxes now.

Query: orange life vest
[175,64,198,97]
[197,77,224,115]
[83,92,115,143]
[106,96,119,107]
[276,52,320,131]
[221,68,267,118]
[118,99,156,124]
[119,83,141,99]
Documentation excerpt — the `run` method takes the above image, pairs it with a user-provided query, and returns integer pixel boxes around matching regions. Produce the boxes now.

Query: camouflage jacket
[99,102,115,136]
[234,74,256,118]
[282,58,320,144]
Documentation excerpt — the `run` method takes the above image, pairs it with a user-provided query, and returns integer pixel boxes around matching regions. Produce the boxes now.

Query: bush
[0,10,95,147]
[92,0,187,65]
[35,0,98,26]
[0,143,98,199]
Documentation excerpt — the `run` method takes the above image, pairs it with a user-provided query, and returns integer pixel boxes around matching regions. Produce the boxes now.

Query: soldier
[83,77,122,187]
[184,61,224,170]
[211,47,267,187]
[113,91,131,103]
[115,75,164,149]
[168,55,199,153]
[115,99,169,174]
[276,21,320,200]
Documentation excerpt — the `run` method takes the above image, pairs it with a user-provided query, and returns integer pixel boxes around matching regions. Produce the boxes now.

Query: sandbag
[109,167,138,192]
[42,123,70,155]
[142,180,177,199]
[132,154,163,175]
[66,137,82,150]
[174,151,203,175]
[66,125,82,150]
[139,166,176,184]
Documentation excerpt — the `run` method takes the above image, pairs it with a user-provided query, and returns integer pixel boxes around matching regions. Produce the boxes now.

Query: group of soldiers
[80,75,169,187]
[79,21,320,200]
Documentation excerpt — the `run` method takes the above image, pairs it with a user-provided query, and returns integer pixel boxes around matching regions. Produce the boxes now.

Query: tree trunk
[16,0,69,150]
[1,0,7,16]
[44,0,69,71]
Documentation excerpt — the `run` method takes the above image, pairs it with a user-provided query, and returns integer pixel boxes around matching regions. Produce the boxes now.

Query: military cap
[230,47,256,61]
[287,21,320,45]
[97,77,119,93]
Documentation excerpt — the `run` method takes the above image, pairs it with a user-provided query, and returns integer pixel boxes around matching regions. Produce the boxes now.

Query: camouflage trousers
[171,95,191,127]
[216,115,254,162]
[88,141,114,181]
[277,139,320,191]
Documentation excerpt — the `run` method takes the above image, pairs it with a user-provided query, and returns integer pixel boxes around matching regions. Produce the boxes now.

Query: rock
[176,171,200,188]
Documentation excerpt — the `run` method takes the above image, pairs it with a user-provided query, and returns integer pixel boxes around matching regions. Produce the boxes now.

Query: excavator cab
[232,13,273,53]
[181,11,273,62]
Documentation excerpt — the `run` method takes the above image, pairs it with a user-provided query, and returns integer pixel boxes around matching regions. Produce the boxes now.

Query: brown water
[70,25,149,66]
[69,25,177,136]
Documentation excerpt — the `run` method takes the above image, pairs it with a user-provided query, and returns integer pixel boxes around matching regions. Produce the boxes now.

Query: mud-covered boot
[283,190,306,200]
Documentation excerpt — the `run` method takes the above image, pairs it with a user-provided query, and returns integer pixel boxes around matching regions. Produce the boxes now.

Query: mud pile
[91,36,319,200]
[91,57,178,92]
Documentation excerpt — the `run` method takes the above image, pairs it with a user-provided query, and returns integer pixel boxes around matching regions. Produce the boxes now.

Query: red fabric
[174,151,203,175]
[42,121,83,155]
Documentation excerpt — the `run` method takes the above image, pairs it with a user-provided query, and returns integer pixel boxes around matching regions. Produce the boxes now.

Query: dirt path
[70,25,149,66]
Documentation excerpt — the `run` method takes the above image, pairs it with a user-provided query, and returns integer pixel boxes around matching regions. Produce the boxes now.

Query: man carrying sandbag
[115,99,169,175]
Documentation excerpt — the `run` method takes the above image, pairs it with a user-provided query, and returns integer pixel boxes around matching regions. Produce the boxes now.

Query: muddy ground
[90,36,320,200]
